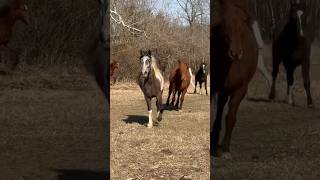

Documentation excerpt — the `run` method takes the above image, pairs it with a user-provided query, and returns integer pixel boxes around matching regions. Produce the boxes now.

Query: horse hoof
[147,123,153,128]
[222,152,232,159]
[157,116,162,122]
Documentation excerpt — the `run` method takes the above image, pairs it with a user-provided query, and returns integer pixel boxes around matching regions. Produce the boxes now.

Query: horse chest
[139,77,160,97]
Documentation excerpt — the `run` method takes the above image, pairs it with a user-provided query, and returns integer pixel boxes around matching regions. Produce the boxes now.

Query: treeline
[8,0,100,67]
[110,0,209,81]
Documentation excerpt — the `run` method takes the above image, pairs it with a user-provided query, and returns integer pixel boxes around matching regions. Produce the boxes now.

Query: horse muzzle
[142,71,148,77]
[228,49,243,60]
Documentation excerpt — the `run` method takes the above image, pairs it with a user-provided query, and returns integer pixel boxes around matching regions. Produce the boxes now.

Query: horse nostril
[228,49,236,60]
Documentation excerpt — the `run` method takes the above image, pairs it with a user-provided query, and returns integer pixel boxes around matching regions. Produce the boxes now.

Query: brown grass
[110,81,210,179]
[0,67,108,179]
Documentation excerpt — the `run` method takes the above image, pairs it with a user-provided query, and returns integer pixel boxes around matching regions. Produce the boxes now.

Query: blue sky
[151,0,210,25]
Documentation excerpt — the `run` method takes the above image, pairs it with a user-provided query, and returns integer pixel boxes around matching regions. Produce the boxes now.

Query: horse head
[221,1,249,60]
[290,0,306,37]
[201,62,207,74]
[139,49,152,78]
[12,0,30,25]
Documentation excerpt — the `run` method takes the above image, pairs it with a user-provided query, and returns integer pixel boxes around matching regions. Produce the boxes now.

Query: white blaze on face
[202,64,206,74]
[252,20,265,49]
[141,56,150,76]
[297,10,304,36]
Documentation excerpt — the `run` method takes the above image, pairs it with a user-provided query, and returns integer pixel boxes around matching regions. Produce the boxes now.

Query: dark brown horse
[211,0,258,158]
[166,59,192,110]
[269,0,313,108]
[194,62,208,95]
[0,0,30,48]
[110,61,119,84]
[138,50,164,128]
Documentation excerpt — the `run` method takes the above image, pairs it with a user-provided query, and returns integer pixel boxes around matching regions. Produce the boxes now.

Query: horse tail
[188,67,195,88]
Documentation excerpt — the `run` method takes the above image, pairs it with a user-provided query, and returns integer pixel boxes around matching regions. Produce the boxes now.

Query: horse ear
[140,50,143,56]
[147,50,151,56]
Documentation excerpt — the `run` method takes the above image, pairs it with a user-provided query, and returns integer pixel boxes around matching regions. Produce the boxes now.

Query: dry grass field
[0,66,108,180]
[110,79,210,179]
[212,45,320,180]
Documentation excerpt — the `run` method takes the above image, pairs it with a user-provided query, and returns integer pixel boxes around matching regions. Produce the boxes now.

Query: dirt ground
[212,45,320,180]
[110,81,210,179]
[0,67,108,180]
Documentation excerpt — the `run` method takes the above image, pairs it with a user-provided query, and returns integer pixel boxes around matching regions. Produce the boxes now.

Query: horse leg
[156,94,163,121]
[175,91,181,109]
[221,86,247,158]
[166,85,172,106]
[194,80,197,94]
[199,82,203,95]
[302,62,313,108]
[179,88,188,110]
[258,53,272,88]
[269,53,281,100]
[205,80,208,95]
[286,67,295,106]
[145,96,153,128]
[211,93,228,157]
[170,89,176,106]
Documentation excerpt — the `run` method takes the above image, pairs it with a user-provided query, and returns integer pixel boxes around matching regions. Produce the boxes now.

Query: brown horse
[211,0,258,158]
[110,61,119,84]
[0,0,30,48]
[166,59,192,110]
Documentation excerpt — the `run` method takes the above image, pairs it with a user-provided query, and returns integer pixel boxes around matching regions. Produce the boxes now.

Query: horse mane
[150,56,161,74]
[150,56,164,90]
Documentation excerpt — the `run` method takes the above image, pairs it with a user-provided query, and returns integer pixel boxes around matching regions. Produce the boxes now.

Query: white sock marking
[148,110,153,128]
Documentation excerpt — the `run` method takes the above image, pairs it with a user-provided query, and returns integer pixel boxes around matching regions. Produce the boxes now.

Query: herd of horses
[211,0,314,158]
[136,49,208,128]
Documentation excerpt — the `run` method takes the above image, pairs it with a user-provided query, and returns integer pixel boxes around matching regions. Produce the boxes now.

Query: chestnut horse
[211,0,258,158]
[110,61,119,84]
[0,0,30,48]
[166,59,192,110]
[269,0,313,108]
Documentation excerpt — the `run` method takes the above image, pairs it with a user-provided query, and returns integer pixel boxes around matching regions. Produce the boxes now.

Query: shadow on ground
[123,115,148,125]
[53,169,109,180]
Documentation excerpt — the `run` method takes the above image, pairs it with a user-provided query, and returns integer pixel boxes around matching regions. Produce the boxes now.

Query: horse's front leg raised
[145,96,153,128]
[221,86,247,159]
